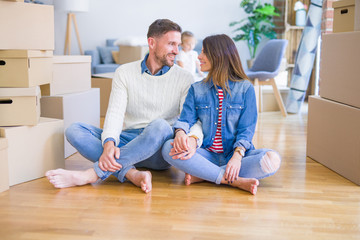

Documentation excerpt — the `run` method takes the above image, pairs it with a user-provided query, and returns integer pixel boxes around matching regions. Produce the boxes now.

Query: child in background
[177,31,204,81]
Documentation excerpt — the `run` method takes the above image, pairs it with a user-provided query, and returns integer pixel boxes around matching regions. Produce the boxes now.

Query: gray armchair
[245,39,288,117]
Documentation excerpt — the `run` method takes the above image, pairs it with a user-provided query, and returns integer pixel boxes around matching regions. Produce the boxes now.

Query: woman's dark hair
[202,34,248,95]
[147,19,182,39]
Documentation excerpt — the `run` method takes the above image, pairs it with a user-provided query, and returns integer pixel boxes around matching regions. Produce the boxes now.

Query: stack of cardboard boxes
[307,0,360,185]
[0,0,64,191]
[40,55,100,158]
[0,0,100,192]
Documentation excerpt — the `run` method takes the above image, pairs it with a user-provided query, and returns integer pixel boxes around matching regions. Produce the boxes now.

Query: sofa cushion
[85,49,100,66]
[106,39,117,47]
[97,46,118,64]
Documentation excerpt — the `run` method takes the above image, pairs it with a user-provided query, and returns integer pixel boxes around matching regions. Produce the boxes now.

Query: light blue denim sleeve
[233,84,258,150]
[173,85,198,134]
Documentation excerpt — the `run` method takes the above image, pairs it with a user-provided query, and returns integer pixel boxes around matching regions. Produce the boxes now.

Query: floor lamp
[54,0,89,55]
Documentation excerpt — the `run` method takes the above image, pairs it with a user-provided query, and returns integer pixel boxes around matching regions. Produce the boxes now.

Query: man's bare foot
[184,173,204,186]
[222,177,259,195]
[45,168,99,189]
[125,169,152,193]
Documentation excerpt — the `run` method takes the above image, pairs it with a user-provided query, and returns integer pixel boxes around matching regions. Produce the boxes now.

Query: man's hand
[169,130,197,160]
[99,141,122,172]
[224,153,242,183]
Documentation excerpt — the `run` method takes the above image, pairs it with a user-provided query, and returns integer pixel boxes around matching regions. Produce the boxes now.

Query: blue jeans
[65,119,173,182]
[161,140,280,184]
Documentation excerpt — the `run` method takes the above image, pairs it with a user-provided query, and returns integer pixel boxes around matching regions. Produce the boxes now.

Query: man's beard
[155,52,175,67]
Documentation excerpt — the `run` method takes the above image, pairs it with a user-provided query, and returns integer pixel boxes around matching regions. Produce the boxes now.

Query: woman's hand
[169,130,197,160]
[172,129,188,153]
[224,153,242,183]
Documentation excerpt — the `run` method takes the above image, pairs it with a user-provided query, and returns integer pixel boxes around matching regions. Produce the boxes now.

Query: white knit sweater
[101,60,202,146]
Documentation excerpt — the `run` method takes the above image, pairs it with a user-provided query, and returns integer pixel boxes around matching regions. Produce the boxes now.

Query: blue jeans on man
[65,119,173,182]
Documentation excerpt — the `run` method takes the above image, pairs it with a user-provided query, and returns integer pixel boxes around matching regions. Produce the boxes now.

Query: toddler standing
[177,31,204,81]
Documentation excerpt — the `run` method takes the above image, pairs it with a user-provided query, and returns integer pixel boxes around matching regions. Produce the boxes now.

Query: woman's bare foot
[184,173,204,186]
[45,168,99,189]
[125,169,152,193]
[221,177,259,195]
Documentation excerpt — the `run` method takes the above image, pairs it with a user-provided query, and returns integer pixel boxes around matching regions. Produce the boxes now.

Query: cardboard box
[116,45,148,64]
[333,0,355,33]
[307,96,360,185]
[261,86,289,112]
[0,118,64,186]
[0,138,9,192]
[0,1,54,50]
[40,88,100,157]
[0,50,53,88]
[41,55,91,96]
[91,72,114,117]
[320,31,360,109]
[0,86,40,126]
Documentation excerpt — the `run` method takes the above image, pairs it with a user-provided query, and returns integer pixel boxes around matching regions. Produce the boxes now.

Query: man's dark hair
[147,19,182,38]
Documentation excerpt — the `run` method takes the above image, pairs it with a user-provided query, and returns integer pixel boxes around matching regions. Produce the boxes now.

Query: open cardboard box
[40,88,100,157]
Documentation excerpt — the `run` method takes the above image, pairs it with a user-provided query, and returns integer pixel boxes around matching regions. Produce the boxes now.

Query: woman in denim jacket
[162,34,281,195]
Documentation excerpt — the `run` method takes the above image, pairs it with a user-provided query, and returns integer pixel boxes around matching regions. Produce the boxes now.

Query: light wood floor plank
[1,108,360,240]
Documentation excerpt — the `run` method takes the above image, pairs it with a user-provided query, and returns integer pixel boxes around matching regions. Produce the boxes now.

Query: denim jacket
[173,79,257,160]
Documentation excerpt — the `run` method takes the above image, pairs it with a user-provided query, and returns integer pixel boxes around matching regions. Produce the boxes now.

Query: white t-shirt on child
[177,50,199,76]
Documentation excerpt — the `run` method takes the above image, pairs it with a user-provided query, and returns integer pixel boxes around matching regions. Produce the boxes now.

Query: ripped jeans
[162,140,281,184]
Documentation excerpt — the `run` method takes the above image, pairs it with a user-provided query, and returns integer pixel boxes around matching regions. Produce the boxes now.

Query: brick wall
[274,0,286,33]
[322,0,335,34]
[273,0,336,35]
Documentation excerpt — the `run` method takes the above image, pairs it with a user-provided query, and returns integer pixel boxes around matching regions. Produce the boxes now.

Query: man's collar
[140,54,170,76]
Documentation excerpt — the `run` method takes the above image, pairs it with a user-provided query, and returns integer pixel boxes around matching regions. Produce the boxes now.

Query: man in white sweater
[46,19,202,193]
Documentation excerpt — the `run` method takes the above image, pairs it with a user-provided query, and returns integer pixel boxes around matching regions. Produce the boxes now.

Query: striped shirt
[207,88,224,153]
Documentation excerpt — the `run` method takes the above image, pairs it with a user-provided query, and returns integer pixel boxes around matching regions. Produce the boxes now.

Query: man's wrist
[104,139,115,148]
[174,128,186,136]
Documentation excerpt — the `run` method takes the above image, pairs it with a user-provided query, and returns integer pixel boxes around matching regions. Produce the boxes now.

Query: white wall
[43,0,273,68]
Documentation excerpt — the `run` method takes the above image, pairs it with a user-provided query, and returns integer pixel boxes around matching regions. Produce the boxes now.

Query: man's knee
[260,151,281,174]
[148,119,173,138]
[65,122,83,141]
[161,139,173,162]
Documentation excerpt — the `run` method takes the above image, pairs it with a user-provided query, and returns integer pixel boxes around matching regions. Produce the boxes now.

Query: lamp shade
[54,0,89,13]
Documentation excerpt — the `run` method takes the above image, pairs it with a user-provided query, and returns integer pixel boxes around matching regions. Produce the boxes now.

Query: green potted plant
[230,0,280,68]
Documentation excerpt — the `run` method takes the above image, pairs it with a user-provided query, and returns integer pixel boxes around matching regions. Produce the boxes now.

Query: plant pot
[247,59,255,69]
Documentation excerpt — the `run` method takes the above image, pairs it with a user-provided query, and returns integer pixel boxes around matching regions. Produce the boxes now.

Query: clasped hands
[169,129,197,160]
[170,129,244,183]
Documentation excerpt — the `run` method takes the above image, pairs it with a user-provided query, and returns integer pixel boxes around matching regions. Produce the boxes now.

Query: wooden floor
[1,106,360,240]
